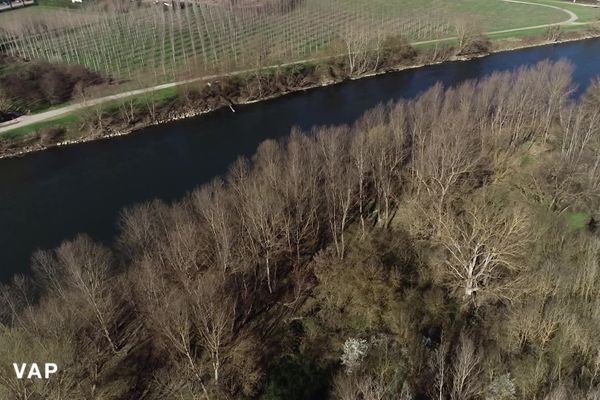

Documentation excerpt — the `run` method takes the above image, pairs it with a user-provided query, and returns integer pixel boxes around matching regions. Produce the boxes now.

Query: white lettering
[13,363,58,379]
[45,363,58,378]
[13,363,26,379]
[27,364,42,379]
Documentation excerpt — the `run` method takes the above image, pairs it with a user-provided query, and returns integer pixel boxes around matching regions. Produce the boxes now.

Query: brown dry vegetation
[2,60,600,400]
[0,55,109,115]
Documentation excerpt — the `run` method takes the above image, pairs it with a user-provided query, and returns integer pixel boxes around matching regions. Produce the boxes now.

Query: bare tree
[282,130,321,262]
[451,332,482,400]
[430,336,450,400]
[435,193,532,302]
[350,128,369,237]
[230,143,288,293]
[192,271,236,384]
[337,22,381,77]
[33,235,119,352]
[453,16,485,55]
[193,179,237,276]
[410,91,483,221]
[366,119,404,226]
[131,259,211,398]
[317,126,356,259]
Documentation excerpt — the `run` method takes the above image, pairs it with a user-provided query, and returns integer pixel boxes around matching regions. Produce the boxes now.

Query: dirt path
[0,0,586,135]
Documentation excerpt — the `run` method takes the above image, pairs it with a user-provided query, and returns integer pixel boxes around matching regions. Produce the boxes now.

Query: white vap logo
[13,363,58,379]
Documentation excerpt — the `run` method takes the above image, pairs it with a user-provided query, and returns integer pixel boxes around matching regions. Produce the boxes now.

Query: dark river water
[3,38,600,282]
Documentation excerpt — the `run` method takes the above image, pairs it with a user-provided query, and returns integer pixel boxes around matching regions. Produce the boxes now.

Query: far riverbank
[1,26,599,160]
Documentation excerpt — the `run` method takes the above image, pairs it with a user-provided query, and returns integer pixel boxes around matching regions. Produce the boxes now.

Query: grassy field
[0,0,586,82]
[455,0,565,28]
[537,0,600,22]
[346,0,570,30]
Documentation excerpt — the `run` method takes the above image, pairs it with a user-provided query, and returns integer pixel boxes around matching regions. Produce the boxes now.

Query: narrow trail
[0,0,587,135]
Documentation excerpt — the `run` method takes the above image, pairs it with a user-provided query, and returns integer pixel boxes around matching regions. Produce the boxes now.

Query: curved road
[0,0,586,135]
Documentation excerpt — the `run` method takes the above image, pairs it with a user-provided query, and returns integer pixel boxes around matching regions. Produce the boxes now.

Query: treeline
[2,60,600,400]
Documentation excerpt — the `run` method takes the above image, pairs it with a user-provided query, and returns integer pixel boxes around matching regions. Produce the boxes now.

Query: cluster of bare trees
[3,60,600,399]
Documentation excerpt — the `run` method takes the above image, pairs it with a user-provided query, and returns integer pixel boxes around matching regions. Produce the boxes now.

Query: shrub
[0,59,107,113]
[260,356,330,400]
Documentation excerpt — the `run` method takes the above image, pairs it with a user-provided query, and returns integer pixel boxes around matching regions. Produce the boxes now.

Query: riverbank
[3,32,600,283]
[1,26,599,160]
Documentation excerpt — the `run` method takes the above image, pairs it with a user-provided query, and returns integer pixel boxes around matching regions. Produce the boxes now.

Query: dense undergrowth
[0,54,109,118]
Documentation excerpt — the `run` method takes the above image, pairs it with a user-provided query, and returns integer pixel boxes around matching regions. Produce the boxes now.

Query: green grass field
[455,0,564,29]
[537,0,600,22]
[346,0,570,31]
[1,0,593,82]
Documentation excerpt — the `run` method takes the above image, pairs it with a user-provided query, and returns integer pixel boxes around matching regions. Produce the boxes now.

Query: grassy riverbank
[2,23,600,160]
[1,0,600,157]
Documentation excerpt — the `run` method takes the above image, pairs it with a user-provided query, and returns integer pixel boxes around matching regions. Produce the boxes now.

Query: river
[2,38,600,282]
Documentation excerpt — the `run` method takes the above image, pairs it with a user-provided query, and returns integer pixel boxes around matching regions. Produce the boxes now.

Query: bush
[381,35,418,67]
[260,356,331,400]
[0,59,108,113]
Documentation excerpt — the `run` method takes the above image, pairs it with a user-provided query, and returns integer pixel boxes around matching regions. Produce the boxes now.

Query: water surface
[2,38,600,281]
